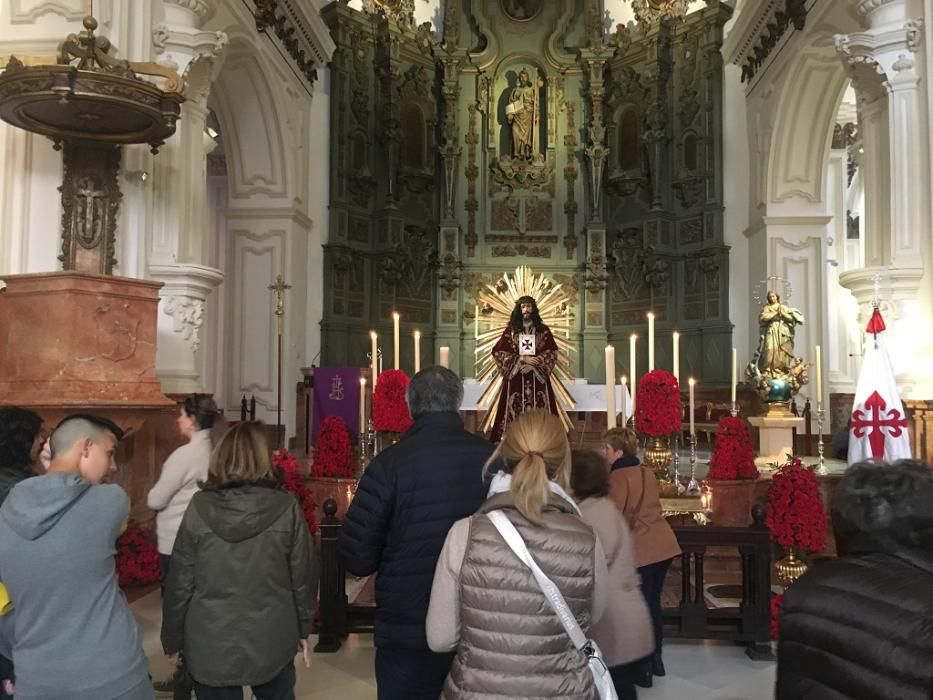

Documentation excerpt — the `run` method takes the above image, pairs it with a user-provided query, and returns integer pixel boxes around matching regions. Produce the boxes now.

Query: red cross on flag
[848,307,912,464]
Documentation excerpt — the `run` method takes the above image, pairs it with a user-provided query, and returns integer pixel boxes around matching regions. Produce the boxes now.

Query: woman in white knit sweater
[148,394,217,698]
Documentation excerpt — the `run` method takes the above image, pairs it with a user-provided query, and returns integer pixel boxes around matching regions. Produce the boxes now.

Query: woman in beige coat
[602,427,681,689]
[426,411,609,700]
[571,449,654,700]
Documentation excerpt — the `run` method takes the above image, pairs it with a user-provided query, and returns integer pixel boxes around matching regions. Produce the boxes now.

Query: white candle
[414,330,421,374]
[359,377,366,431]
[672,331,680,384]
[688,378,696,437]
[731,347,737,405]
[370,331,379,386]
[474,305,479,341]
[647,312,655,371]
[392,312,400,370]
[629,334,637,418]
[620,376,628,426]
[815,344,822,406]
[605,345,616,429]
[439,346,450,368]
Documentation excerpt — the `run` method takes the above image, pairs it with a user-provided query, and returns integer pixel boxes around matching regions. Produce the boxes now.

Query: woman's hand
[298,638,311,668]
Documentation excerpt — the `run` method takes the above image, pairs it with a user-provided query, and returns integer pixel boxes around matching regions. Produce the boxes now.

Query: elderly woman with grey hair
[775,460,933,700]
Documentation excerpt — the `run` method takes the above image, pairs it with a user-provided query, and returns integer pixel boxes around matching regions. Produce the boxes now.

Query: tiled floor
[133,590,775,699]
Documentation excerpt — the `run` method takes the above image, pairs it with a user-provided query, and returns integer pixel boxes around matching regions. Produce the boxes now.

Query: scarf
[487,470,581,516]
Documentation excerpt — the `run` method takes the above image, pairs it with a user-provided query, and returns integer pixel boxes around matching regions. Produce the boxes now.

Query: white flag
[848,308,912,464]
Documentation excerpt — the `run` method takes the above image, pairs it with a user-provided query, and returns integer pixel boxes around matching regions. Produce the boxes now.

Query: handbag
[487,511,619,700]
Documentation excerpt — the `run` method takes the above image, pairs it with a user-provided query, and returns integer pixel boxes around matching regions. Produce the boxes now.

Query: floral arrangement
[707,416,760,480]
[311,416,355,479]
[372,369,414,434]
[635,370,682,437]
[115,522,161,587]
[770,592,784,640]
[274,449,318,536]
[765,456,826,554]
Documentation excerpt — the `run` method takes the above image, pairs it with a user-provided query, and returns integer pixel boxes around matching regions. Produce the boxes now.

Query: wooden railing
[664,503,773,660]
[315,499,773,659]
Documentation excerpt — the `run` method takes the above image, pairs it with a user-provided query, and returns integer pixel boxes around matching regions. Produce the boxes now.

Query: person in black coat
[776,459,933,700]
[337,366,494,700]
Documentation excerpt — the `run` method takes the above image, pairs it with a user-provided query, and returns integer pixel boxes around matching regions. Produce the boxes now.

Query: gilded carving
[491,245,552,258]
[524,197,553,232]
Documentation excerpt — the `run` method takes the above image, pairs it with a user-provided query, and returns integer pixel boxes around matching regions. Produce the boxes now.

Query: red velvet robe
[489,323,560,442]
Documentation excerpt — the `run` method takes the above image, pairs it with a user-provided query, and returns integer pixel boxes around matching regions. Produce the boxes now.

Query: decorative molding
[9,0,87,24]
[164,0,214,22]
[251,0,337,89]
[163,296,206,352]
[734,0,809,83]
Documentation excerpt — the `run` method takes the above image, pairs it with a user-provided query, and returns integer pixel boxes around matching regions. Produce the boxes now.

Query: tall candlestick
[605,345,616,429]
[414,331,421,374]
[359,377,366,432]
[474,305,479,341]
[647,312,655,371]
[688,377,696,437]
[392,312,400,370]
[620,376,628,426]
[815,344,822,404]
[370,331,378,386]
[629,334,637,419]
[439,346,450,368]
[672,332,680,384]
[731,347,737,407]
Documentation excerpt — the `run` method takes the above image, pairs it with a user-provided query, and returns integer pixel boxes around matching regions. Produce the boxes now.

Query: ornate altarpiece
[320,0,733,384]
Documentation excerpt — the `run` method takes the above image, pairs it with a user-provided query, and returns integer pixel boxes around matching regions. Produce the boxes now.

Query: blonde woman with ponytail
[426,411,609,700]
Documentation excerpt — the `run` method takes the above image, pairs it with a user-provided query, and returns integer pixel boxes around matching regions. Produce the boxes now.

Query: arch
[767,46,849,204]
[210,35,291,200]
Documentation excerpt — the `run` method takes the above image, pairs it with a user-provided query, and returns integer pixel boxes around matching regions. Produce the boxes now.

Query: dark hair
[833,460,933,552]
[510,296,543,332]
[183,393,218,431]
[570,448,610,500]
[0,407,43,473]
[49,414,124,457]
[406,366,463,418]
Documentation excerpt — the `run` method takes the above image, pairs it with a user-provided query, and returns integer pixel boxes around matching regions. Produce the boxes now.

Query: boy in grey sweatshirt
[0,414,152,700]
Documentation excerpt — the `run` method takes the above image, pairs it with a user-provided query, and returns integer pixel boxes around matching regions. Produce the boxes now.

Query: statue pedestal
[749,414,804,467]
[0,272,178,517]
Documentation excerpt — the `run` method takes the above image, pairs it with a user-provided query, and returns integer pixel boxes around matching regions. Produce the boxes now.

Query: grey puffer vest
[442,492,599,700]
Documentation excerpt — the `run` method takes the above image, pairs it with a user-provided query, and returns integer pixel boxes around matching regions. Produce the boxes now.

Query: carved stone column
[836,0,933,398]
[148,0,227,393]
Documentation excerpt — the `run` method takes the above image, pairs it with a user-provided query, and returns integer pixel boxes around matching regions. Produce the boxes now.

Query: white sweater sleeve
[426,517,471,653]
[146,447,190,512]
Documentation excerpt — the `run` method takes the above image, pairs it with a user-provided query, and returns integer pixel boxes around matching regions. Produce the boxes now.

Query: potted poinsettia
[372,369,414,447]
[306,416,357,521]
[635,370,682,479]
[706,415,760,526]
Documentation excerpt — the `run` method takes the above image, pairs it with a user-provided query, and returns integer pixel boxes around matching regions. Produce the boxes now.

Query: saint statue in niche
[501,0,542,21]
[505,67,538,160]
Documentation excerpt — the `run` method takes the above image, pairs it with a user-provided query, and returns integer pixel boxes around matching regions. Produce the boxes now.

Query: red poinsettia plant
[635,370,682,437]
[311,416,355,479]
[115,521,161,587]
[770,592,784,640]
[274,449,318,536]
[372,369,414,434]
[707,416,760,480]
[765,456,826,554]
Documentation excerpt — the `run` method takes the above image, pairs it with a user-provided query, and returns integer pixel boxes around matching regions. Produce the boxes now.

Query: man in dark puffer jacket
[338,366,494,700]
[776,459,933,700]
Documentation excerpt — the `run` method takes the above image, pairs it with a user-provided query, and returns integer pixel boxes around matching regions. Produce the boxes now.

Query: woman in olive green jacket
[161,422,317,698]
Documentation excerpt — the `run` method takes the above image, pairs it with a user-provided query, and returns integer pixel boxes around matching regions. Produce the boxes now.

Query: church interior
[2,0,933,697]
